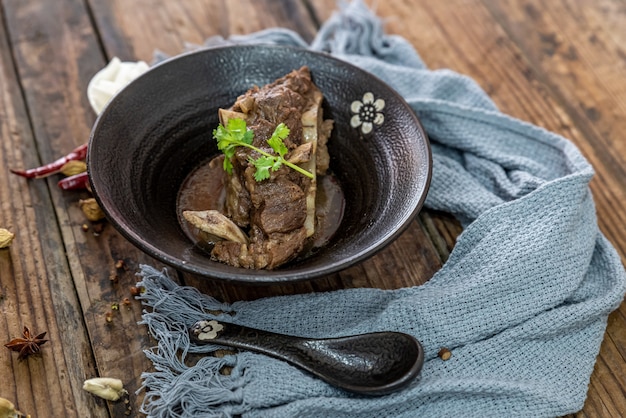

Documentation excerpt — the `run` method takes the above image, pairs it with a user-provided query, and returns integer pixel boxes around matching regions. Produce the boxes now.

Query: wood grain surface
[0,1,623,416]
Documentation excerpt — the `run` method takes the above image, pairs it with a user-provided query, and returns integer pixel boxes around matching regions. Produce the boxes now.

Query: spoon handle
[190,319,307,356]
[189,319,424,395]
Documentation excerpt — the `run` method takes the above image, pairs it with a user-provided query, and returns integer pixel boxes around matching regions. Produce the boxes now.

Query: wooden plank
[309,0,587,142]
[584,336,626,417]
[0,3,105,417]
[482,0,626,274]
[88,0,319,62]
[2,0,170,415]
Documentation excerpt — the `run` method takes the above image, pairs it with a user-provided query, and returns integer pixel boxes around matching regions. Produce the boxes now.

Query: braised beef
[209,66,332,269]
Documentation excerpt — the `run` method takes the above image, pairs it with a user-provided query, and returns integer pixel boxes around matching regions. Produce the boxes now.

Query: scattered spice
[81,223,89,232]
[124,396,133,414]
[114,259,126,270]
[10,143,88,179]
[79,198,105,222]
[92,222,105,234]
[105,312,113,323]
[129,286,144,297]
[122,297,131,306]
[0,229,15,249]
[82,377,128,401]
[111,302,119,311]
[60,160,87,177]
[4,326,48,360]
[438,347,452,361]
[0,397,26,418]
[109,274,119,283]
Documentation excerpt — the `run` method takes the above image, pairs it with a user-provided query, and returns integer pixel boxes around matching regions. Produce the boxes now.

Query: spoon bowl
[190,320,424,395]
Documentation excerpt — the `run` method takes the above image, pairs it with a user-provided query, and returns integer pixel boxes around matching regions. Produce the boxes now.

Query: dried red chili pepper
[10,143,88,179]
[58,171,89,190]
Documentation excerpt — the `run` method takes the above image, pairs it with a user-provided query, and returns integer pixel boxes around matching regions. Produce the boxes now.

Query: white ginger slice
[219,108,247,126]
[287,142,313,164]
[300,89,323,237]
[236,96,256,114]
[183,210,248,244]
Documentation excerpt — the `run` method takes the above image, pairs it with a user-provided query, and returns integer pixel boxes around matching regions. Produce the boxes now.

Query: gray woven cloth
[137,1,626,416]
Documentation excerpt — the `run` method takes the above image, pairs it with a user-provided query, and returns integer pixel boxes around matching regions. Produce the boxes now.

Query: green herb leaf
[251,156,274,181]
[213,118,313,181]
[222,154,234,174]
[227,118,249,140]
[213,120,252,175]
[267,123,290,157]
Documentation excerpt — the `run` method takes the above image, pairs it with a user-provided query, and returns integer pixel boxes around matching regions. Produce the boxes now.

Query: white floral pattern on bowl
[350,92,385,134]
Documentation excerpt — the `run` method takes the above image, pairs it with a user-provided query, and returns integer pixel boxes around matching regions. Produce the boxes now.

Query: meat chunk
[210,66,332,269]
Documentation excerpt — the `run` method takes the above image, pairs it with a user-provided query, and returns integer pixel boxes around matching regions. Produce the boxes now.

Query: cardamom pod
[0,397,23,418]
[0,229,15,249]
[60,160,87,177]
[82,377,127,401]
[79,198,105,222]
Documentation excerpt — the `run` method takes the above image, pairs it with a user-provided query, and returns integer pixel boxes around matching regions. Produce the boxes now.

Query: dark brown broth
[177,156,345,260]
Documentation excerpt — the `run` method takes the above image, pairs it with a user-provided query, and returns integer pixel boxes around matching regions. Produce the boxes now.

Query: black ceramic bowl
[88,45,431,284]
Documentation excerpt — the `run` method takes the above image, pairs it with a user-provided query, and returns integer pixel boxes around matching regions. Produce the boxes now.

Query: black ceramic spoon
[189,319,424,395]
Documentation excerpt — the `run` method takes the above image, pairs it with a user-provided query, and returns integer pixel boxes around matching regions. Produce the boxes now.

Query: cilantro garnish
[213,118,314,182]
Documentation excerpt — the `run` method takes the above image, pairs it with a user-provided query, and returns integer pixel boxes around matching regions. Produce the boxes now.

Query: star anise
[4,326,48,360]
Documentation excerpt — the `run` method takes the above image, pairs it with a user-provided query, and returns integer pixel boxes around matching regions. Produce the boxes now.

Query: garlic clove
[0,397,23,418]
[82,377,127,401]
[0,228,15,249]
[87,57,149,114]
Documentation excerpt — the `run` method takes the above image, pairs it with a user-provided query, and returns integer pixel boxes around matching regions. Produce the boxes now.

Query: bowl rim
[88,43,432,284]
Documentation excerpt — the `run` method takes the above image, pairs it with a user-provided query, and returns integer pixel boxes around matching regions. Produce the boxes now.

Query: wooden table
[1,0,624,416]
